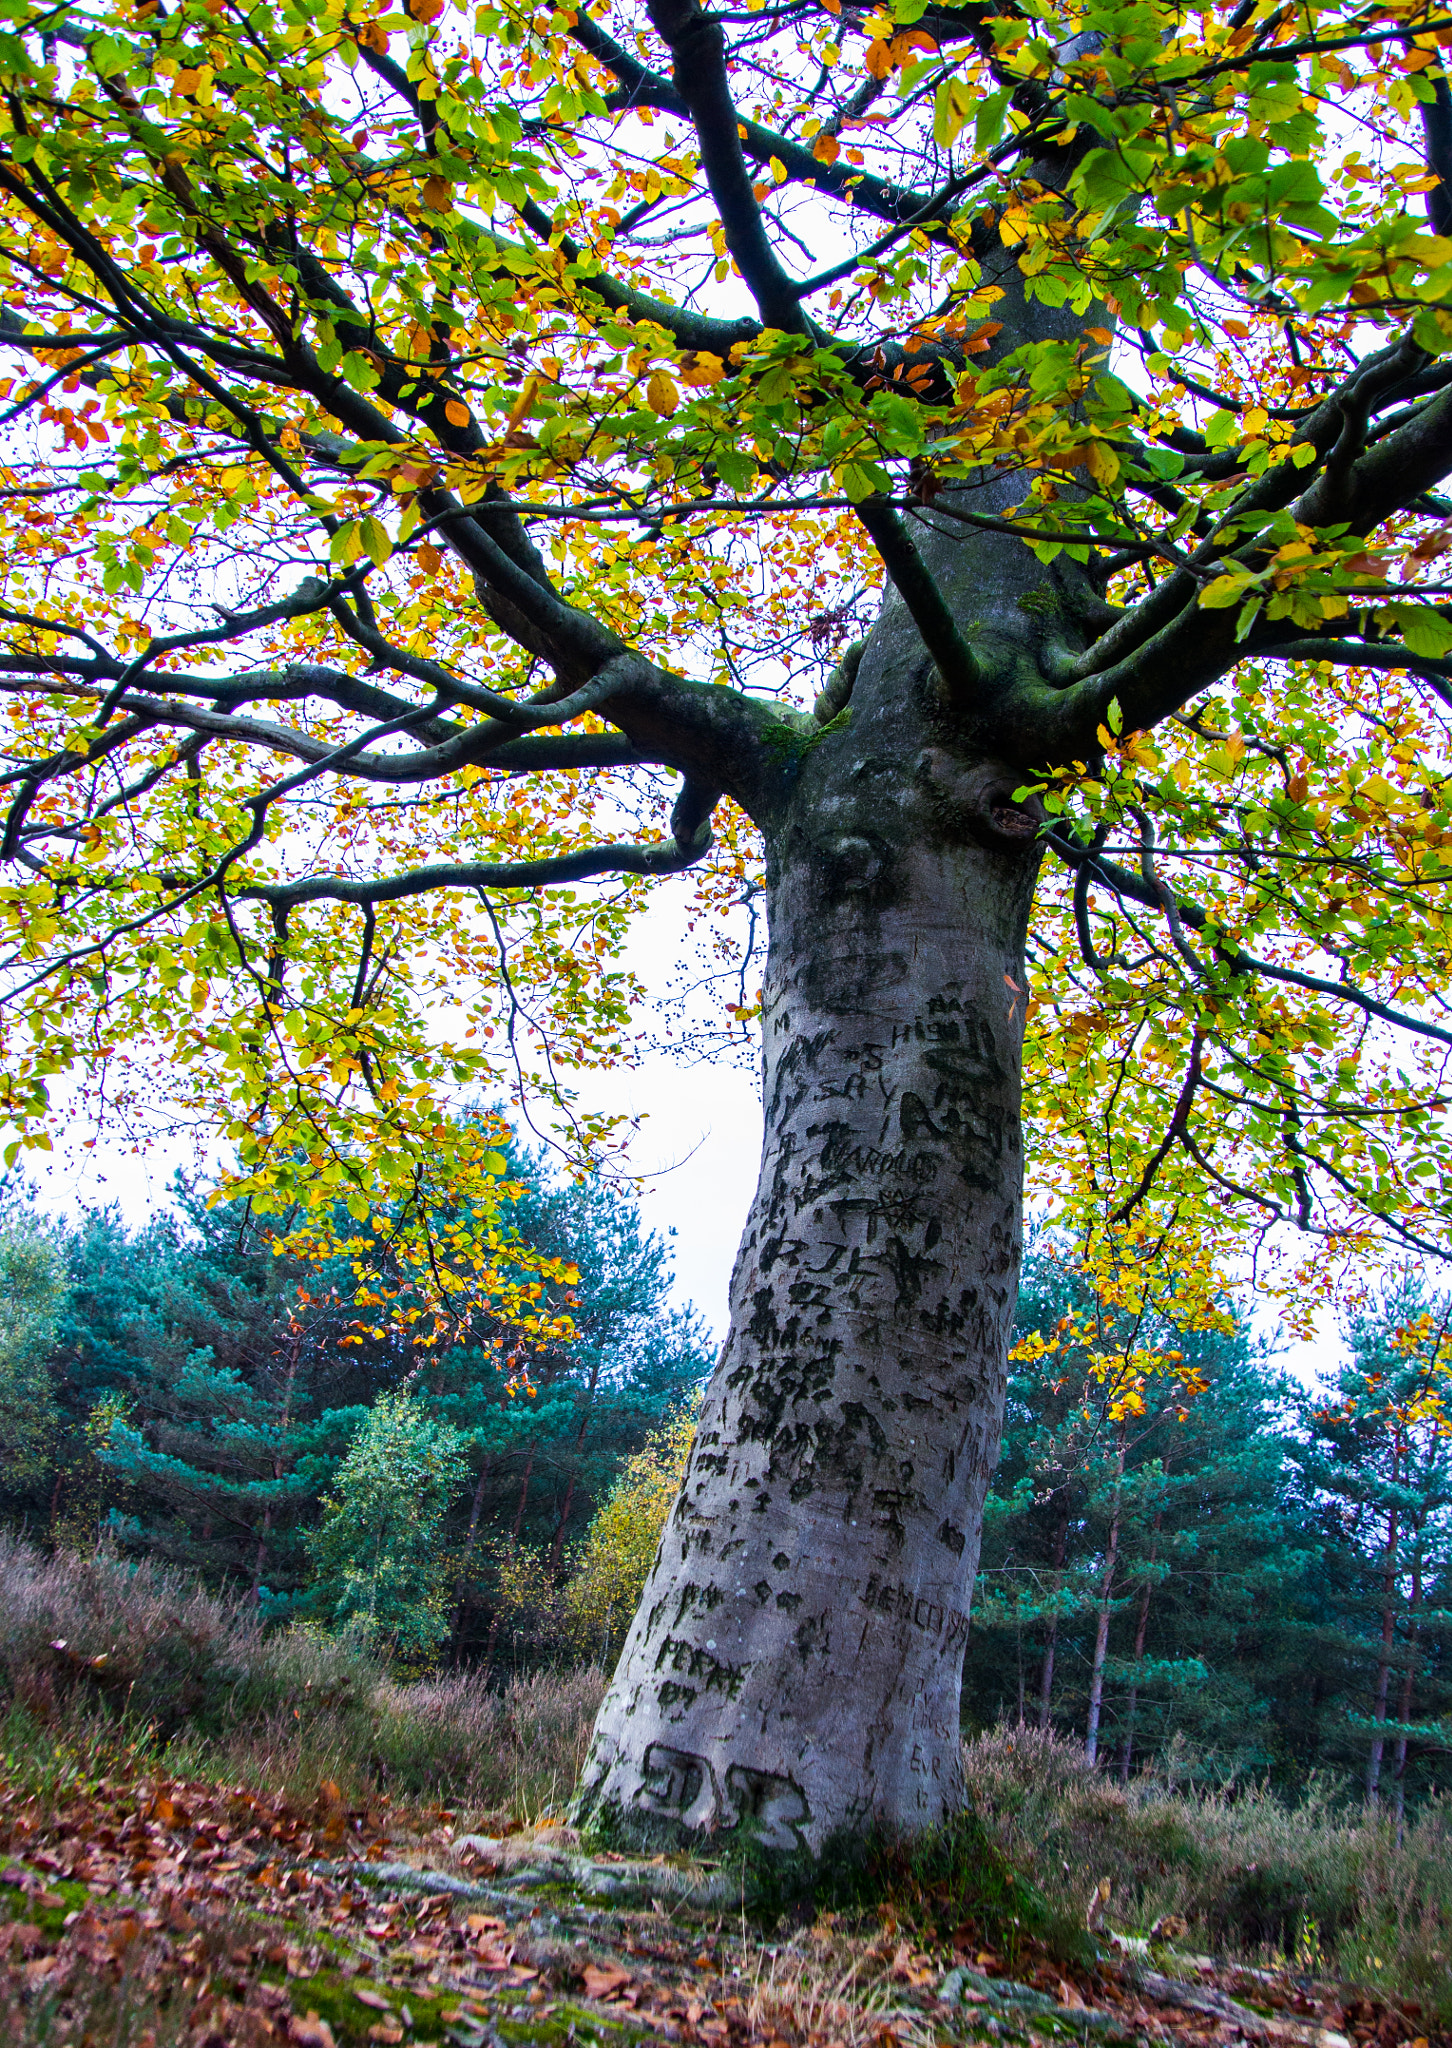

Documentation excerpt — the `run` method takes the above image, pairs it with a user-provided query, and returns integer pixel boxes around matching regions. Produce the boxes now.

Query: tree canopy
[4,0,1452,1302]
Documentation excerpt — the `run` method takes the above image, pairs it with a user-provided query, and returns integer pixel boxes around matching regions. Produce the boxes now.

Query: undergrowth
[2,1536,1449,2019]
[0,1532,603,1819]
[965,1725,1452,2017]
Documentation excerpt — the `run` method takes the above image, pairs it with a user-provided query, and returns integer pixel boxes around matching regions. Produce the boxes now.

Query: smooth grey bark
[574,526,1069,1853]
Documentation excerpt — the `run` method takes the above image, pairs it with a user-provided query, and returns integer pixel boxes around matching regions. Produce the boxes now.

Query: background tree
[0,1217,65,1490]
[1290,1285,1452,1806]
[5,0,1452,1847]
[0,1148,707,1636]
[968,1245,1305,1778]
[304,1388,467,1665]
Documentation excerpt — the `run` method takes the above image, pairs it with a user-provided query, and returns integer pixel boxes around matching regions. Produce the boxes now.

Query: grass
[964,1723,1452,2018]
[0,1532,604,1820]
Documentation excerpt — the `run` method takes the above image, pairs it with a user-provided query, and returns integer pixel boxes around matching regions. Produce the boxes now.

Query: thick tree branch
[236,823,716,910]
[855,498,986,701]
[644,0,813,334]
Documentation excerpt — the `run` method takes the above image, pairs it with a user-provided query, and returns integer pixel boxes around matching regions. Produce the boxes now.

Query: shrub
[304,1392,467,1667]
[0,1530,604,1816]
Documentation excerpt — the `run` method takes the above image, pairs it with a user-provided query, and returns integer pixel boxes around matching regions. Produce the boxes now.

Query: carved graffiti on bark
[633,1743,810,1851]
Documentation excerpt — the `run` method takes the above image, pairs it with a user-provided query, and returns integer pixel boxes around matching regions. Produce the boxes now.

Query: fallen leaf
[288,2017,337,2048]
[584,1961,631,2000]
[355,1987,395,2011]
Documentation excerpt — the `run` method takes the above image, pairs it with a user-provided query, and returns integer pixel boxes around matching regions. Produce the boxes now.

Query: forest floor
[1,1759,1446,2048]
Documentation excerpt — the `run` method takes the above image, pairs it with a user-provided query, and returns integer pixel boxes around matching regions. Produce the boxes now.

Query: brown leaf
[288,2015,337,2048]
[584,1961,632,2000]
[355,1987,394,2011]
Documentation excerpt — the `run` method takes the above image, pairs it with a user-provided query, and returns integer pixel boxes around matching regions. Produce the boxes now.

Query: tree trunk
[451,1454,494,1662]
[1118,1510,1160,1783]
[481,1448,535,1681]
[575,756,1039,1851]
[1367,1497,1399,1802]
[1038,1495,1070,1731]
[1084,1448,1124,1768]
[549,1352,605,1575]
[574,244,1099,1851]
[1393,1539,1422,1829]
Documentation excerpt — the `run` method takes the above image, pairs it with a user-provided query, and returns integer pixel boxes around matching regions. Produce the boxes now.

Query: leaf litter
[0,1757,1443,2048]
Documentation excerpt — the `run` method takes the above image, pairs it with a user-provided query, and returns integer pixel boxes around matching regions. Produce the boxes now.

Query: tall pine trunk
[1367,1494,1400,1801]
[1118,1510,1161,1782]
[1393,1540,1423,1827]
[1038,1495,1070,1731]
[1084,1440,1124,1767]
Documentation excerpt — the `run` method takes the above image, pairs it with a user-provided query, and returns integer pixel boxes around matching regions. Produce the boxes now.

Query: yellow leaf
[679,352,725,387]
[646,369,679,416]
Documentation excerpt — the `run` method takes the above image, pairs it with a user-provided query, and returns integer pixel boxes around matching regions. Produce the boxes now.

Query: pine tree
[1292,1282,1452,1807]
[967,1246,1316,1783]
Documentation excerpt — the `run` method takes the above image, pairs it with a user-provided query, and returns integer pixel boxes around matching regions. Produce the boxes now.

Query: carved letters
[633,1743,810,1852]
[860,1571,969,1654]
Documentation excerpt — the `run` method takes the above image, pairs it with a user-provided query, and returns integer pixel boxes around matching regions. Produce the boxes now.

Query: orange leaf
[422,176,452,211]
[864,37,892,77]
[813,132,841,164]
[444,400,471,427]
[417,542,442,574]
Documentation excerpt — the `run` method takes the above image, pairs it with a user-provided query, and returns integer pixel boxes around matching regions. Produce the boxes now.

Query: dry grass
[3,1538,1448,2019]
[0,1532,604,1820]
[744,1922,933,2048]
[965,1724,1452,2016]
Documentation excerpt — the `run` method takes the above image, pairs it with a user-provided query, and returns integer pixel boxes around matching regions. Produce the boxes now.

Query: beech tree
[5,0,1452,1852]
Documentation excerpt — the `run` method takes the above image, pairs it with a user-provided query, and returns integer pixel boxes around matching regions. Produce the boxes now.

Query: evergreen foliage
[963,1248,1452,1799]
[0,1221,65,1490]
[0,1140,710,1663]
